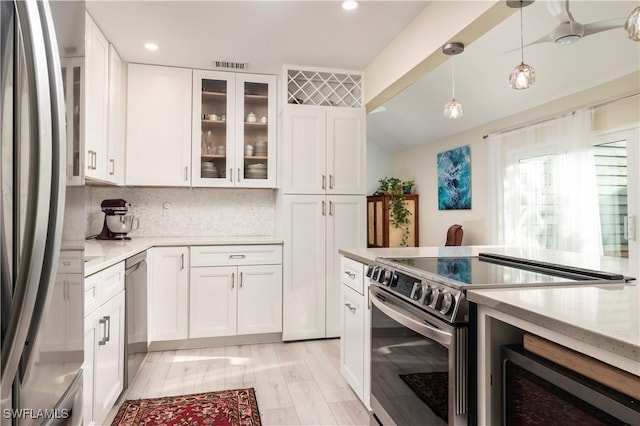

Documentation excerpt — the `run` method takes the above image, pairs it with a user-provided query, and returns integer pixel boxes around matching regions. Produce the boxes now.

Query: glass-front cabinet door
[192,70,276,188]
[61,57,84,185]
[235,74,276,188]
[192,70,235,187]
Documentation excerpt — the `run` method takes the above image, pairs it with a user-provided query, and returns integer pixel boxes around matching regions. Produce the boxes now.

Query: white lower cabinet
[190,266,237,338]
[148,245,282,344]
[282,195,366,340]
[148,247,189,342]
[189,264,282,337]
[83,262,125,426]
[189,246,283,338]
[339,256,371,409]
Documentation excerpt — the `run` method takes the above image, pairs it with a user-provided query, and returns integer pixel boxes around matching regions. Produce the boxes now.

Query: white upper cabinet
[326,108,366,195]
[126,64,192,186]
[192,70,276,188]
[84,13,109,182]
[61,57,84,185]
[106,44,126,184]
[282,105,365,195]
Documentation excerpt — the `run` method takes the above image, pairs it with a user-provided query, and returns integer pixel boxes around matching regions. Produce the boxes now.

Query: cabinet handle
[345,303,356,313]
[230,168,233,182]
[98,318,107,345]
[104,315,111,343]
[231,272,235,289]
[109,159,115,175]
[229,254,246,259]
[237,168,241,182]
[184,166,189,181]
[92,151,97,170]
[329,200,334,216]
[87,151,93,170]
[329,174,334,189]
[322,174,326,190]
[180,253,184,270]
[240,272,243,288]
[344,271,356,279]
[321,200,326,216]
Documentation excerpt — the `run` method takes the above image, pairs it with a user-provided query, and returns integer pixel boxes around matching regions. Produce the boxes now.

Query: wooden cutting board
[523,333,640,400]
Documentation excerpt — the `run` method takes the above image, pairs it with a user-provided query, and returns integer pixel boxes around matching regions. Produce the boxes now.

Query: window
[594,141,628,258]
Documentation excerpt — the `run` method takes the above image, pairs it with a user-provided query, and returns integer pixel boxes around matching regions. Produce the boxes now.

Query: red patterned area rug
[111,388,262,426]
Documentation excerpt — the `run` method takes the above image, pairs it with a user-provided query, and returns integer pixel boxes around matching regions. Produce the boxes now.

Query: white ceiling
[84,1,639,154]
[85,0,429,73]
[367,0,640,152]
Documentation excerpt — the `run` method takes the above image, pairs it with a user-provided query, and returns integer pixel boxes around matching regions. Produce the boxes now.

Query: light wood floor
[107,338,370,425]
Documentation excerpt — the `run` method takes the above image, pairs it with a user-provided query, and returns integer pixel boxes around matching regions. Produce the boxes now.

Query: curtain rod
[482,92,640,139]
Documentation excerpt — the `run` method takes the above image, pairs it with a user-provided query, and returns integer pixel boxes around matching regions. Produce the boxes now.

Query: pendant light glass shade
[625,6,640,41]
[509,4,535,90]
[509,63,535,90]
[442,42,464,120]
[444,98,463,119]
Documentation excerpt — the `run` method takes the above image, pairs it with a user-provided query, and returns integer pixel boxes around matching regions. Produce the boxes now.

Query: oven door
[370,286,468,426]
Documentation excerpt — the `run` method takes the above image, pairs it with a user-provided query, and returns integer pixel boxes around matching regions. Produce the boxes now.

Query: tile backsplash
[86,187,276,238]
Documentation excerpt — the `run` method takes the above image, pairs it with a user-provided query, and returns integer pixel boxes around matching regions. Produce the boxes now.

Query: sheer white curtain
[489,109,603,256]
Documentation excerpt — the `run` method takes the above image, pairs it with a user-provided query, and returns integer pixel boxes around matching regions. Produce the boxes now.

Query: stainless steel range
[368,253,631,426]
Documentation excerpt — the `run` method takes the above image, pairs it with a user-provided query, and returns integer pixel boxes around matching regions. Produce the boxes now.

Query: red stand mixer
[96,199,136,240]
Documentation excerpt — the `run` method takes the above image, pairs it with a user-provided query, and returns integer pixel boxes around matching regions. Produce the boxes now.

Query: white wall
[366,139,393,195]
[392,73,640,247]
[86,187,276,238]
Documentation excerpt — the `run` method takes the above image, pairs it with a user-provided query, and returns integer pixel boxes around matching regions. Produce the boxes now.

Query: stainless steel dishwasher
[124,251,148,388]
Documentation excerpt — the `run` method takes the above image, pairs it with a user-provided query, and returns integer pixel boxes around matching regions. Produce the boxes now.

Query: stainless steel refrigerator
[1,0,83,424]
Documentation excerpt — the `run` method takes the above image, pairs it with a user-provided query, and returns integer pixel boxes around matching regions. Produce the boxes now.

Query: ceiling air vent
[213,61,248,71]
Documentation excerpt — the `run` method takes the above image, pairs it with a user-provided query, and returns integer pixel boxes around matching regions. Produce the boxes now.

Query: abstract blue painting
[437,145,471,210]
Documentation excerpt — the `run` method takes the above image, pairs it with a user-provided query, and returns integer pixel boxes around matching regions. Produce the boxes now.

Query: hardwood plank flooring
[106,338,370,425]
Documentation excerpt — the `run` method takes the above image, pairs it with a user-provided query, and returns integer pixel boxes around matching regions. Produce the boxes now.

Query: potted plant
[378,177,414,246]
[402,178,415,194]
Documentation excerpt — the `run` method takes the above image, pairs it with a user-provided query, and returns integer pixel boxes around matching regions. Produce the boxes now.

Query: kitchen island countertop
[468,284,639,372]
[85,236,283,276]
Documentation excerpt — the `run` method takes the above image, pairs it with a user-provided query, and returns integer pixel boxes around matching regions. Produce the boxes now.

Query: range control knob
[422,285,433,304]
[371,267,381,282]
[382,270,393,285]
[429,288,442,310]
[366,265,375,278]
[377,269,387,284]
[440,292,455,315]
[389,273,399,287]
[424,286,436,305]
[410,283,422,300]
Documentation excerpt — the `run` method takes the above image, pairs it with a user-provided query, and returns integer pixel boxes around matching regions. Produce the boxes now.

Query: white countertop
[467,285,639,370]
[339,245,632,276]
[84,236,283,276]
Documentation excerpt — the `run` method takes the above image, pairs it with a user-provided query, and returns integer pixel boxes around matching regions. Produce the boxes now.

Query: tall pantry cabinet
[280,67,366,341]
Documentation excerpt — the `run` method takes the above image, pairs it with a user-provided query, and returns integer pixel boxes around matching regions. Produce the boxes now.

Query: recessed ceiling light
[144,43,159,51]
[342,0,358,11]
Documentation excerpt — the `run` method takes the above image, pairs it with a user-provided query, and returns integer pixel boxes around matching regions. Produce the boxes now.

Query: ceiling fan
[527,0,626,46]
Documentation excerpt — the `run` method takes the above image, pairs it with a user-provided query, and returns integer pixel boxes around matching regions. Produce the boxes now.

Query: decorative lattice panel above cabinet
[286,68,363,108]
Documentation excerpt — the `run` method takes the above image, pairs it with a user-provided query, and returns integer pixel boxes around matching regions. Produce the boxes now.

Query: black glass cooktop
[383,254,617,286]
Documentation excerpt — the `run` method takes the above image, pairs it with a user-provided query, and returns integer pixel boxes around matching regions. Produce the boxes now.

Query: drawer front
[58,252,82,274]
[190,245,282,267]
[101,262,125,302]
[340,256,365,295]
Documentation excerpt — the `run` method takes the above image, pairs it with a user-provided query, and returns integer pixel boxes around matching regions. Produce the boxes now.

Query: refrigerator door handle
[1,0,65,396]
[18,0,69,382]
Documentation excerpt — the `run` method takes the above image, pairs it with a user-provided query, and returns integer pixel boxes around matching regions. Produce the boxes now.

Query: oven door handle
[371,290,452,346]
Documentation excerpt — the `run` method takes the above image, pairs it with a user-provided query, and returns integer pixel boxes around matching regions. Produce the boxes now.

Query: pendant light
[443,42,464,120]
[508,0,535,90]
[625,6,640,41]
